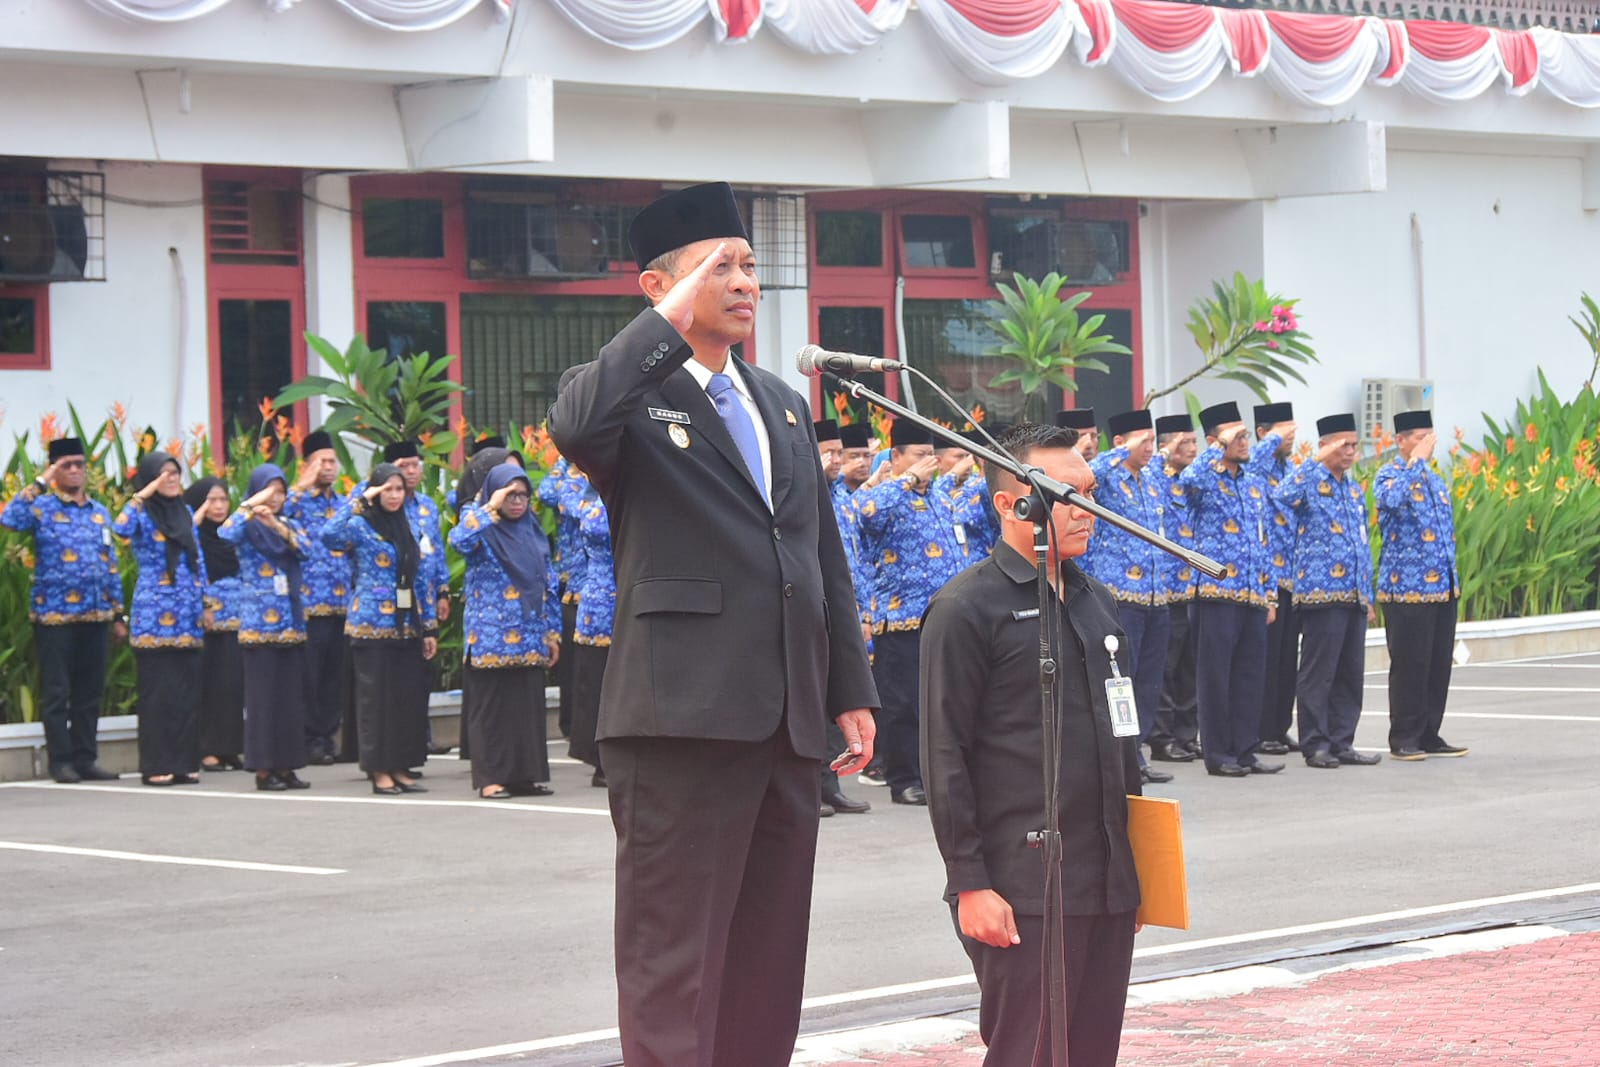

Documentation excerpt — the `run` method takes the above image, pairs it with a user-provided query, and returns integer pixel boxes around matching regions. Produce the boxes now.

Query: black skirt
[135,648,203,777]
[200,631,245,757]
[350,639,429,774]
[568,643,609,769]
[242,644,309,772]
[556,597,578,737]
[464,664,550,789]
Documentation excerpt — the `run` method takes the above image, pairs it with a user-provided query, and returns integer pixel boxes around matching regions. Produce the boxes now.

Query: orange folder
[1127,795,1190,930]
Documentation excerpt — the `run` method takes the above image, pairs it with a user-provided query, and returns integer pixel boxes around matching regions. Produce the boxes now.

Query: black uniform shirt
[920,541,1143,918]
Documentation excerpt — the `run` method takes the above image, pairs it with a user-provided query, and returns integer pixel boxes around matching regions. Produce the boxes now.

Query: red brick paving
[822,930,1600,1066]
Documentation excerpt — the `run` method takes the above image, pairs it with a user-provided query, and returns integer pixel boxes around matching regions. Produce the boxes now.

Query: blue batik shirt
[546,463,594,605]
[933,471,999,563]
[113,500,207,649]
[1374,457,1459,604]
[573,495,615,646]
[449,503,562,669]
[1272,458,1373,610]
[1148,456,1196,601]
[320,502,439,641]
[1083,445,1169,607]
[346,482,448,604]
[1177,441,1274,609]
[2,484,123,625]
[1251,434,1295,591]
[217,508,310,645]
[285,485,353,616]
[830,479,875,630]
[855,477,971,633]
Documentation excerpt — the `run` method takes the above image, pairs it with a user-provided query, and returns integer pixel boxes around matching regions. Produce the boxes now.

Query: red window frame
[0,284,50,370]
[203,166,308,436]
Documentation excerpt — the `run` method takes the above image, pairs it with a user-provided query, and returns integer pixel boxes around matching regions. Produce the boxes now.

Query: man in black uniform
[548,182,878,1067]
[922,422,1142,1067]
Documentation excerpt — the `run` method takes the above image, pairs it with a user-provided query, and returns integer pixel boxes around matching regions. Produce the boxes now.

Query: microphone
[795,345,904,379]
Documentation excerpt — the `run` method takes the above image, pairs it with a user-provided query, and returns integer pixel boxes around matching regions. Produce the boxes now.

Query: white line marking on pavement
[0,782,612,816]
[0,840,344,875]
[347,882,1600,1067]
[1458,663,1600,670]
[1359,710,1600,723]
[1363,685,1600,694]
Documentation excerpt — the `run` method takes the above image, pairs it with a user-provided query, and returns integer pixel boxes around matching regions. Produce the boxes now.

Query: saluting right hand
[958,889,1021,948]
[905,455,940,488]
[486,484,514,514]
[242,487,275,511]
[653,241,731,336]
[362,484,385,503]
[36,461,60,488]
[1411,432,1437,462]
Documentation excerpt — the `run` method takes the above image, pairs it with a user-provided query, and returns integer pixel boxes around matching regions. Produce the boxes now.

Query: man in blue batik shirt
[855,418,971,805]
[814,419,871,817]
[1085,409,1175,785]
[1177,402,1284,778]
[285,429,352,765]
[1375,410,1467,761]
[1273,413,1379,770]
[1251,403,1302,756]
[1150,413,1203,765]
[1,437,124,783]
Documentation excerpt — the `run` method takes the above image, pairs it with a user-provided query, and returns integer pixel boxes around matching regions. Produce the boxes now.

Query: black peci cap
[47,437,86,461]
[1054,408,1096,431]
[889,419,931,448]
[1393,410,1433,433]
[838,423,872,450]
[1253,402,1293,426]
[813,420,840,443]
[383,441,421,462]
[1199,402,1242,432]
[1317,413,1358,436]
[301,430,334,456]
[628,182,750,271]
[1155,414,1193,437]
[1107,409,1153,438]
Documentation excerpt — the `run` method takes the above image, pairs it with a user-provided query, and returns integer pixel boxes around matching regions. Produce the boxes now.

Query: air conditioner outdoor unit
[1361,378,1434,443]
[0,203,90,282]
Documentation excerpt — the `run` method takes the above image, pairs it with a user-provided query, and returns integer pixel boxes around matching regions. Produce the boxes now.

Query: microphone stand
[835,376,1224,1067]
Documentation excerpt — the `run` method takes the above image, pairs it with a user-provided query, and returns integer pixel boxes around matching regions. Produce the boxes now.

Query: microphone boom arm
[836,378,1228,580]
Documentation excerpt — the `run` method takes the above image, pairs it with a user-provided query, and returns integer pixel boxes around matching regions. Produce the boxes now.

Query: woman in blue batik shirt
[219,464,312,792]
[185,476,246,772]
[322,463,438,797]
[115,452,206,787]
[568,487,613,788]
[450,464,561,799]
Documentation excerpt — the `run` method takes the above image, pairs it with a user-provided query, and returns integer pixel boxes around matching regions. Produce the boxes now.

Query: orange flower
[1453,426,1463,443]
[111,401,128,428]
[287,423,307,449]
[1503,479,1520,500]
[257,397,276,423]
[1524,421,1538,443]
[454,417,470,440]
[1525,515,1535,532]
[189,422,207,441]
[520,424,538,456]
[1485,451,1498,472]
[1505,435,1516,455]
[1556,475,1570,492]
[39,412,59,443]
[1538,446,1551,465]
[338,475,355,494]
[125,465,137,480]
[102,424,116,443]
[163,438,182,458]
[417,430,435,450]
[970,404,986,425]
[1466,453,1482,476]
[1578,438,1594,456]
[833,393,853,426]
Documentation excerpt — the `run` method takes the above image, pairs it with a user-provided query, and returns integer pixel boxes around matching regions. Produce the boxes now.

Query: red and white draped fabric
[1075,0,1232,102]
[544,0,710,48]
[1399,21,1538,102]
[917,0,1081,84]
[1260,12,1384,108]
[709,0,765,42]
[763,0,909,55]
[86,0,509,28]
[1532,26,1600,107]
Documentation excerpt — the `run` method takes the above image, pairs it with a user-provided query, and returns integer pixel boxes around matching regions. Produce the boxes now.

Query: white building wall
[3,162,210,448]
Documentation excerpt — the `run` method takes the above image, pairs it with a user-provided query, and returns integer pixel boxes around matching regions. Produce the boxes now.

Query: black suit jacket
[548,310,878,760]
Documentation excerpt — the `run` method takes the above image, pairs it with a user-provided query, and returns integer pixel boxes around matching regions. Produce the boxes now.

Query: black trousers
[336,642,360,763]
[1193,601,1268,770]
[200,630,245,758]
[33,621,108,772]
[1117,602,1170,758]
[302,615,347,756]
[1296,604,1367,757]
[954,907,1137,1067]
[1260,585,1299,744]
[556,596,577,737]
[1385,598,1458,752]
[871,630,923,792]
[1154,600,1197,745]
[601,729,820,1067]
[568,642,608,770]
[134,648,202,777]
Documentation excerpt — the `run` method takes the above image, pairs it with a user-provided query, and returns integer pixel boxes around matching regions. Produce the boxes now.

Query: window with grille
[465,183,637,280]
[207,180,301,266]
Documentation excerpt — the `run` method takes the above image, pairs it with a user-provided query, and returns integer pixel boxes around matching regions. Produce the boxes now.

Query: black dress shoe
[479,787,512,800]
[1207,763,1248,778]
[1140,765,1175,784]
[822,791,871,814]
[1390,748,1427,761]
[77,764,119,781]
[257,775,290,791]
[819,804,836,818]
[223,755,246,770]
[1424,742,1468,757]
[278,771,311,789]
[1181,740,1203,757]
[513,783,554,797]
[172,773,201,785]
[307,751,337,767]
[395,780,428,794]
[590,771,607,788]
[892,786,928,806]
[1285,738,1302,753]
[141,774,176,787]
[51,766,82,784]
[1257,740,1290,756]
[426,742,452,756]
[1305,752,1341,769]
[1151,741,1197,763]
[371,783,403,796]
[1247,761,1284,774]
[1335,750,1381,766]
[201,760,228,773]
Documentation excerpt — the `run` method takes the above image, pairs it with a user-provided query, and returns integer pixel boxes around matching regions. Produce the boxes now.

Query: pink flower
[1270,305,1285,317]
[1253,321,1269,332]
[1266,340,1279,350]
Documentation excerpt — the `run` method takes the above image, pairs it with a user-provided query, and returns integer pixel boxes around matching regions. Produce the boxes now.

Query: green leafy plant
[273,333,463,463]
[1146,274,1317,424]
[982,272,1131,423]
[1567,292,1600,392]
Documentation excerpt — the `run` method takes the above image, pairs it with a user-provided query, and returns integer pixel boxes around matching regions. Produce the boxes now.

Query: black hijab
[477,465,549,601]
[183,476,239,582]
[453,446,521,518]
[244,464,304,625]
[134,452,199,582]
[364,463,422,633]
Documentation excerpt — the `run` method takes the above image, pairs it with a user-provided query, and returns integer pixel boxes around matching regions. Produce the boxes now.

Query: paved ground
[1,649,1596,1067]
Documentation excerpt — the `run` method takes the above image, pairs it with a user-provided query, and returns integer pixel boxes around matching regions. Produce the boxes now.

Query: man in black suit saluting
[548,182,879,1067]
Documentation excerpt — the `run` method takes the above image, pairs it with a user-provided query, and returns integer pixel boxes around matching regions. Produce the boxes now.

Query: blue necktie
[707,372,768,504]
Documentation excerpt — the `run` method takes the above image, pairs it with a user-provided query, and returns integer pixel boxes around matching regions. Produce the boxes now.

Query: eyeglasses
[504,492,530,502]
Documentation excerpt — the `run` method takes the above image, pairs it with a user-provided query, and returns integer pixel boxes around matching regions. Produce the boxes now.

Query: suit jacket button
[772,527,782,541]
[640,361,651,372]
[657,342,670,353]
[783,583,794,598]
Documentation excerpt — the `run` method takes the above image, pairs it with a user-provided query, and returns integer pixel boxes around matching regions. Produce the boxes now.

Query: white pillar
[302,173,356,427]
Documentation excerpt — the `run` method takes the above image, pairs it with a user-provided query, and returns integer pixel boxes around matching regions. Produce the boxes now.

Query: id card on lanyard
[1103,635,1140,738]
